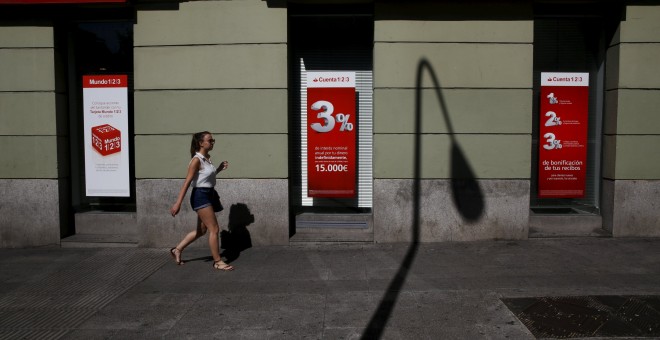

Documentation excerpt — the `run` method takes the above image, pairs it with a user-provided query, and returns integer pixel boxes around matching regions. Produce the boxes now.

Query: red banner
[307,72,357,198]
[83,75,127,88]
[538,72,589,198]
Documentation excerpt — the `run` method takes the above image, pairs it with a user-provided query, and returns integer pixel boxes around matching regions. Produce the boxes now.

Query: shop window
[57,20,135,212]
[289,5,374,215]
[531,10,608,214]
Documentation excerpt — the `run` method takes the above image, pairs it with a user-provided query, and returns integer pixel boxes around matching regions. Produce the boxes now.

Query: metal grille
[503,295,660,338]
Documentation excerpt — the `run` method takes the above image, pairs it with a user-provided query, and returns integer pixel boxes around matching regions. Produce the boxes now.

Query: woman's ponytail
[190,131,210,158]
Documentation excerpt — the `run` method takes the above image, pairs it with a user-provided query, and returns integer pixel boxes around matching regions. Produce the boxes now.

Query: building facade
[1,0,659,248]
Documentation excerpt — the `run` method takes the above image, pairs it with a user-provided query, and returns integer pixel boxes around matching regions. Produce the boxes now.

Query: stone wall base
[374,179,530,242]
[0,179,61,248]
[136,179,289,248]
[603,179,660,237]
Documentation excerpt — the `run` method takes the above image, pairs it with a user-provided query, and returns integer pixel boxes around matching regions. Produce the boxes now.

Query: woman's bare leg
[173,217,208,263]
[196,207,222,262]
[197,206,233,270]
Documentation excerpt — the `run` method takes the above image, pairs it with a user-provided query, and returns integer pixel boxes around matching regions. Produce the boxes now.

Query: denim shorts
[190,187,223,212]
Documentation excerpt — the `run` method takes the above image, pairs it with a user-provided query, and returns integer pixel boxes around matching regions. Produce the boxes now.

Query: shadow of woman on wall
[220,203,255,263]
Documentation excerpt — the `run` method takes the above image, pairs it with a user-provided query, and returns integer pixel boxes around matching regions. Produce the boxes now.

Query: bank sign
[82,75,130,197]
[306,72,357,198]
[538,72,589,198]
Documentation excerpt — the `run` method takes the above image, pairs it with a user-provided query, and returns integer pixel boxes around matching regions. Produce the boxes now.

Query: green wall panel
[134,89,287,134]
[135,134,288,179]
[0,136,58,178]
[0,93,57,135]
[135,1,286,46]
[0,49,54,92]
[0,26,53,48]
[134,44,287,90]
[620,6,660,43]
[604,5,660,182]
[603,135,616,180]
[374,43,532,89]
[617,44,660,89]
[614,135,660,180]
[374,134,530,179]
[605,44,620,91]
[375,20,532,43]
[375,1,532,22]
[605,89,660,135]
[604,90,618,135]
[374,88,531,134]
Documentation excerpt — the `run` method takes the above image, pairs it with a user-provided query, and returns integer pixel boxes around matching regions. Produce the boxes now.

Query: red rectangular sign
[83,75,127,88]
[538,72,589,198]
[307,72,357,198]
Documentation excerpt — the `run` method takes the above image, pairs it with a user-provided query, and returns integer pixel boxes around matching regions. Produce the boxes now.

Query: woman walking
[170,131,234,271]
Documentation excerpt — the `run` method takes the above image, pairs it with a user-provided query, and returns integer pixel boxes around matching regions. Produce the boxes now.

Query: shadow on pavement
[361,58,484,339]
[221,203,255,263]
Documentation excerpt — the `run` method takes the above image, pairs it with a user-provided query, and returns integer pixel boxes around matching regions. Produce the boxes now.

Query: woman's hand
[170,203,181,217]
[219,161,229,172]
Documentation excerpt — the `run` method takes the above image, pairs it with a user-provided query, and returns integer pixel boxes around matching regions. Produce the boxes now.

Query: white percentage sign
[335,113,354,131]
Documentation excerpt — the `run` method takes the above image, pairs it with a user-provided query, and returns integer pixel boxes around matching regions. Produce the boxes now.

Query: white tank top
[190,152,216,188]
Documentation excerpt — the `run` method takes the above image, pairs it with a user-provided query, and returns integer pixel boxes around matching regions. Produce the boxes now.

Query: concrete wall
[603,5,660,237]
[372,2,534,242]
[0,26,61,247]
[133,0,289,247]
[4,1,660,248]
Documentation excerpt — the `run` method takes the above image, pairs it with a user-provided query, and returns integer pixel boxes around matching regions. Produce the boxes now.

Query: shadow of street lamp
[361,58,484,339]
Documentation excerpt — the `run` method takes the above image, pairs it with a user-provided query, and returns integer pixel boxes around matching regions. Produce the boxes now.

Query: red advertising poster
[307,72,357,198]
[82,74,130,197]
[538,72,589,198]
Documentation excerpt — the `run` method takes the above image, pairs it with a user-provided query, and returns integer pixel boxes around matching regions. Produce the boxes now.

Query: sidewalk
[1,237,659,339]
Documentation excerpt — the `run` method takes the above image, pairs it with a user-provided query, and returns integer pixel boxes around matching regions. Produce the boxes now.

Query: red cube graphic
[91,124,121,156]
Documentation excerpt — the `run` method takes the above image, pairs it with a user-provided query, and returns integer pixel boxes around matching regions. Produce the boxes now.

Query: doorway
[529,3,620,236]
[56,17,136,240]
[288,5,375,241]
